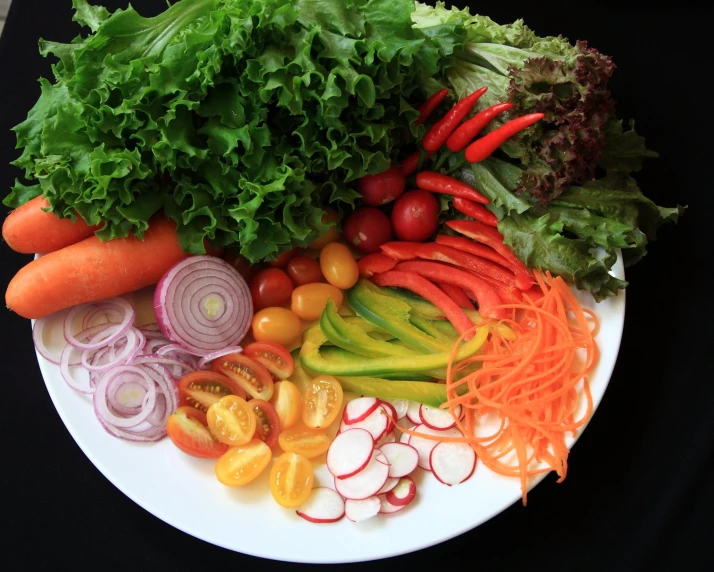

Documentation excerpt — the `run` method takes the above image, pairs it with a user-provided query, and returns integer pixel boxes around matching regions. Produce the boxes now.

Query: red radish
[429,442,477,485]
[379,494,407,514]
[409,424,463,470]
[399,427,413,443]
[345,497,381,522]
[379,442,419,478]
[339,405,390,441]
[379,401,398,432]
[381,398,408,420]
[357,166,406,207]
[375,452,391,466]
[406,401,422,424]
[419,404,461,430]
[377,477,399,494]
[327,429,375,479]
[385,476,417,507]
[342,397,380,425]
[343,207,393,254]
[334,452,390,500]
[375,431,397,448]
[296,488,345,523]
[391,190,440,242]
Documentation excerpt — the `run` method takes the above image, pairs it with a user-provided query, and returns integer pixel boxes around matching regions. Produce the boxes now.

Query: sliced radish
[379,442,419,478]
[385,476,416,507]
[377,477,399,494]
[327,428,375,479]
[334,452,390,500]
[374,451,390,466]
[399,426,413,443]
[379,401,398,431]
[406,401,422,424]
[409,424,463,470]
[344,497,381,522]
[375,430,396,448]
[339,405,390,442]
[380,398,408,420]
[430,441,477,485]
[419,404,460,430]
[296,488,345,523]
[379,494,407,514]
[342,397,380,424]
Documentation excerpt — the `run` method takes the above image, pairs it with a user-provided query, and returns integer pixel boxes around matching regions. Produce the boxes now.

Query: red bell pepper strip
[437,282,475,310]
[415,89,449,126]
[400,149,434,177]
[358,253,397,277]
[393,260,504,319]
[446,102,514,152]
[422,87,488,152]
[415,171,489,205]
[380,242,421,261]
[453,197,499,227]
[372,270,475,338]
[476,273,524,304]
[464,113,545,163]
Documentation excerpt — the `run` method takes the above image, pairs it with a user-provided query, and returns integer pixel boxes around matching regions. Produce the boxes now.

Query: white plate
[33,257,625,563]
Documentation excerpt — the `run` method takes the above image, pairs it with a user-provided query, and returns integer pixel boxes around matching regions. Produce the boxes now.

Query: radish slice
[419,404,461,430]
[327,429,374,479]
[379,401,398,431]
[377,477,399,494]
[399,426,413,443]
[379,442,419,478]
[339,405,390,442]
[345,497,381,522]
[379,494,407,514]
[375,430,396,448]
[296,488,345,523]
[343,397,380,424]
[409,424,464,470]
[430,442,477,485]
[406,401,422,424]
[333,452,390,500]
[385,476,416,507]
[380,398,408,420]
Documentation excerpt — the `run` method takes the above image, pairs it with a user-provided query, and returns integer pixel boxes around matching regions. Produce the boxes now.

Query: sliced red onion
[82,306,124,330]
[94,366,157,429]
[64,298,135,350]
[60,343,95,394]
[154,256,252,356]
[33,308,74,365]
[96,415,166,442]
[81,328,142,372]
[133,354,195,378]
[196,346,244,370]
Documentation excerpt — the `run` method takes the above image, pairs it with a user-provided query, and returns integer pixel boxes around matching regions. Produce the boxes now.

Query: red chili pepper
[453,197,499,227]
[372,270,475,338]
[422,87,488,152]
[400,149,434,177]
[437,282,475,311]
[415,171,489,204]
[357,253,397,278]
[464,113,545,163]
[415,89,449,126]
[445,102,514,153]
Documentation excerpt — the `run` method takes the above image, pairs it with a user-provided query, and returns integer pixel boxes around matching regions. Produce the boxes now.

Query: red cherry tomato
[267,248,301,268]
[243,341,295,381]
[357,166,406,206]
[250,399,281,449]
[286,256,323,286]
[250,268,294,311]
[343,207,392,253]
[391,190,440,242]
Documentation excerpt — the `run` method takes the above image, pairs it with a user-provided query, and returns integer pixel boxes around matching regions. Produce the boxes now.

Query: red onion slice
[81,328,142,372]
[196,346,244,370]
[64,298,135,350]
[60,343,95,394]
[33,308,74,365]
[94,366,157,429]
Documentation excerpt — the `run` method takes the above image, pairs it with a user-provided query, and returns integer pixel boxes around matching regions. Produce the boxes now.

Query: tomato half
[250,399,281,449]
[165,406,229,459]
[215,440,272,487]
[206,395,257,446]
[250,268,294,311]
[270,380,303,430]
[211,353,275,401]
[243,341,294,381]
[177,371,247,413]
[278,424,332,459]
[269,452,314,508]
[302,375,344,429]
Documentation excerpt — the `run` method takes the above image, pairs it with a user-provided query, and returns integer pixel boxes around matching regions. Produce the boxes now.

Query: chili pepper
[422,87,488,152]
[393,260,504,319]
[400,149,434,177]
[415,89,449,126]
[415,171,489,204]
[453,197,499,227]
[357,253,397,278]
[464,113,545,163]
[372,270,475,338]
[446,102,514,152]
[437,282,475,311]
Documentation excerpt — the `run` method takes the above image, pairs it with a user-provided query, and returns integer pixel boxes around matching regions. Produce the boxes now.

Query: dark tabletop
[1,2,712,570]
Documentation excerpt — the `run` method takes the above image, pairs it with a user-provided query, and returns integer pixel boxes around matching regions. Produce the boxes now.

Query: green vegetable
[335,376,449,408]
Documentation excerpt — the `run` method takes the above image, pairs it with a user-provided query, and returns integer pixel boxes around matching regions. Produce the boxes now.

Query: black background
[1,1,712,570]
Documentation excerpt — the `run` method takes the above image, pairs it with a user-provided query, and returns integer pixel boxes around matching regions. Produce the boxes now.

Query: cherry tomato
[206,394,257,446]
[250,399,281,449]
[343,207,392,253]
[223,250,260,283]
[278,424,332,459]
[319,242,359,289]
[291,283,344,321]
[215,440,272,487]
[251,307,302,347]
[243,341,294,381]
[391,190,440,242]
[302,375,344,429]
[270,380,303,430]
[357,165,406,206]
[177,371,247,413]
[269,452,314,508]
[309,207,340,250]
[250,268,294,311]
[267,248,301,268]
[166,406,229,459]
[286,256,323,286]
[211,353,275,401]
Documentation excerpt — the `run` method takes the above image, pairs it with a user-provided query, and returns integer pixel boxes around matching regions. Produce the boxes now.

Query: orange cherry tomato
[309,207,340,250]
[302,375,344,429]
[270,380,303,430]
[286,256,323,286]
[251,307,302,347]
[269,452,314,508]
[319,242,359,289]
[211,353,275,401]
[278,424,332,459]
[250,399,281,449]
[206,394,257,446]
[166,406,228,459]
[291,283,344,321]
[215,440,272,487]
[177,371,247,413]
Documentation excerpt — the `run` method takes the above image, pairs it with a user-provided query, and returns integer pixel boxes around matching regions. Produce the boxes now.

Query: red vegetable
[390,190,440,242]
[343,207,392,253]
[357,166,406,206]
[415,89,449,125]
[437,282,475,310]
[380,241,421,261]
[465,113,545,163]
[357,253,397,277]
[445,102,514,152]
[415,171,489,205]
[250,268,294,310]
[453,197,499,227]
[400,150,434,177]
[268,248,301,268]
[422,87,488,152]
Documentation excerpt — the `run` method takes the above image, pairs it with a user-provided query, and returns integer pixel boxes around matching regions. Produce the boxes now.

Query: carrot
[6,217,191,319]
[2,196,102,254]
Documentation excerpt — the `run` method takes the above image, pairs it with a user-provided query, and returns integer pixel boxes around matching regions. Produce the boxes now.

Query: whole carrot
[400,149,434,177]
[453,197,499,227]
[6,217,190,319]
[465,113,545,163]
[422,87,488,152]
[416,171,489,204]
[2,196,101,254]
[415,89,449,125]
[446,102,513,152]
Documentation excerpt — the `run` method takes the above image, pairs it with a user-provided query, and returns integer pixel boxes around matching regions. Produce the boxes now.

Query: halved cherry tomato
[206,394,257,446]
[250,268,294,311]
[211,353,275,401]
[319,242,359,289]
[291,283,344,321]
[269,452,314,508]
[251,307,302,347]
[309,207,340,250]
[278,424,332,459]
[302,375,344,429]
[267,248,301,268]
[215,440,272,487]
[270,380,302,430]
[177,371,247,413]
[250,399,281,449]
[166,406,228,459]
[286,256,323,286]
[243,341,294,381]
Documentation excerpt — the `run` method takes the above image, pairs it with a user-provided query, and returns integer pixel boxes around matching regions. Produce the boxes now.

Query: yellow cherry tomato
[291,283,344,321]
[252,307,302,346]
[309,207,340,250]
[319,242,359,290]
[269,452,314,508]
[278,424,332,459]
[270,380,303,430]
[206,395,257,446]
[215,440,272,487]
[302,375,344,429]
